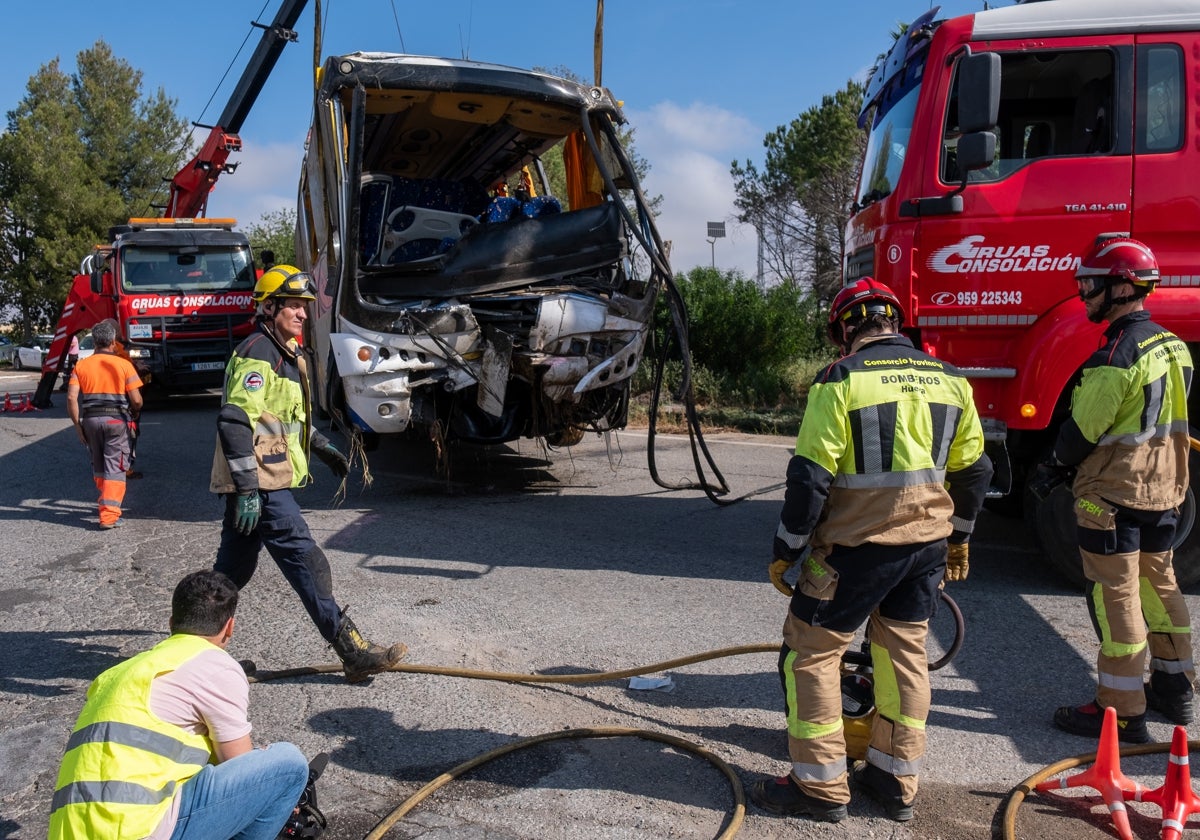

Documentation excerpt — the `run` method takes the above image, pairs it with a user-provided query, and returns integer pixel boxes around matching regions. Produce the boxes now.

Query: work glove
[313,442,350,478]
[234,491,262,535]
[768,558,796,597]
[1028,461,1075,502]
[945,542,969,582]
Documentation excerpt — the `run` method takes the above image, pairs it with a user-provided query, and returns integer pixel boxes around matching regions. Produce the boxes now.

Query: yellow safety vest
[49,634,218,839]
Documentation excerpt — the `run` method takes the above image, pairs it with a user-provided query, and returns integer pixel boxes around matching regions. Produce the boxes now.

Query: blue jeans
[169,742,308,840]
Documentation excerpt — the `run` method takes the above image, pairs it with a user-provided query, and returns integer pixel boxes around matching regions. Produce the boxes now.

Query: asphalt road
[2,367,1198,840]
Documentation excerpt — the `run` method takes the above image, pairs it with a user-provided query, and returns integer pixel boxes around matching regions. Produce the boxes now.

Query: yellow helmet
[253,264,316,303]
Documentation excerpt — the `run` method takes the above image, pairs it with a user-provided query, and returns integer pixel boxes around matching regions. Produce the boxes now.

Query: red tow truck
[844,0,1200,583]
[32,0,309,406]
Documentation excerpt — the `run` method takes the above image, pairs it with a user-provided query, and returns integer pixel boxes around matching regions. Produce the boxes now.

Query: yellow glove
[945,542,969,582]
[769,558,796,597]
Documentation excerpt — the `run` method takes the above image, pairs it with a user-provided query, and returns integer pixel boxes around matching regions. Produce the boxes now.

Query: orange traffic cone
[2,393,11,412]
[18,394,33,412]
[1036,706,1142,840]
[1134,726,1200,840]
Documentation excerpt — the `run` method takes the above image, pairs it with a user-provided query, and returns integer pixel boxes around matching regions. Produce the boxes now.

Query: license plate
[191,361,225,372]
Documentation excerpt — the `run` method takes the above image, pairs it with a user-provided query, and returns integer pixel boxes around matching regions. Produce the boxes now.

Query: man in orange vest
[66,319,143,529]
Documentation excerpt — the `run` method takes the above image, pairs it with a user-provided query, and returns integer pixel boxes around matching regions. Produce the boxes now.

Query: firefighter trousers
[778,539,945,805]
[214,489,342,642]
[1077,498,1194,715]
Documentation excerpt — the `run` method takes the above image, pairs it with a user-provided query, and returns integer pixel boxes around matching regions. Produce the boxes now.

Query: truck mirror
[957,52,1000,134]
[90,269,104,296]
[956,131,996,174]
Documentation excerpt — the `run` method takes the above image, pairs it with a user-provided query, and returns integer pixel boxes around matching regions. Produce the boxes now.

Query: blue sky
[3,0,1007,277]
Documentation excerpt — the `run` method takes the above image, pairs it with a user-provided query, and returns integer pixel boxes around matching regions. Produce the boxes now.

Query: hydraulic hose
[252,622,966,838]
[1000,740,1196,840]
[362,726,746,840]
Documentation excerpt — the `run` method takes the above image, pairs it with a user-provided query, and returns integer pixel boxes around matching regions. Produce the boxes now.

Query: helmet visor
[275,270,316,299]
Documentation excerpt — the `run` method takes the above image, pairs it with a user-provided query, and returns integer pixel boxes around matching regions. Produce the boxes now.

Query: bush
[635,268,833,409]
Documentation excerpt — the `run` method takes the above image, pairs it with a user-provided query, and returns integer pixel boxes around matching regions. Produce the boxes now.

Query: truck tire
[1031,441,1200,588]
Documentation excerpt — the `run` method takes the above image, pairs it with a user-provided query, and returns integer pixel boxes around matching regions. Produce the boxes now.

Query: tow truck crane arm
[165,0,310,218]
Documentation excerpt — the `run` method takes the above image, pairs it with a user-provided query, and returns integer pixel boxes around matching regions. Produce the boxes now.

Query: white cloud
[202,135,307,229]
[626,101,763,279]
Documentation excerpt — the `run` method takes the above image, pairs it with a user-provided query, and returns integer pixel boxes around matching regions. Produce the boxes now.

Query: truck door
[922,39,1135,427]
[1130,34,1200,344]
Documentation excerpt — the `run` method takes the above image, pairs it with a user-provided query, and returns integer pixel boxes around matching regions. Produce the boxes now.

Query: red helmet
[1075,237,1160,291]
[827,278,905,345]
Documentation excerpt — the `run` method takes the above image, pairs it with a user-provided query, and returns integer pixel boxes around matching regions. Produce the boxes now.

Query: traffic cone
[19,394,33,412]
[1135,726,1200,840]
[2,393,11,412]
[1036,706,1142,840]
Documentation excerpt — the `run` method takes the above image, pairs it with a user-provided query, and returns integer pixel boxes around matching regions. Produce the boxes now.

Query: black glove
[1028,462,1075,502]
[312,442,349,478]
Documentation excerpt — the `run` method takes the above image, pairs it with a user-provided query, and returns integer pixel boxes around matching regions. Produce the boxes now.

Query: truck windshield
[120,246,255,292]
[857,56,925,207]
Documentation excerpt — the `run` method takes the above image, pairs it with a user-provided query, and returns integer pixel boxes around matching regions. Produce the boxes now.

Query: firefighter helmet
[1075,237,1160,292]
[827,277,905,345]
[252,264,316,303]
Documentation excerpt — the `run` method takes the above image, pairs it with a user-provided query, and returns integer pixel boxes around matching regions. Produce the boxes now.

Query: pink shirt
[145,646,252,839]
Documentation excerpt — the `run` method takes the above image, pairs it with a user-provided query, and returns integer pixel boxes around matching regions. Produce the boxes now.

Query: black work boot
[1145,672,1195,725]
[332,614,407,684]
[748,775,847,822]
[851,762,914,822]
[1053,701,1150,744]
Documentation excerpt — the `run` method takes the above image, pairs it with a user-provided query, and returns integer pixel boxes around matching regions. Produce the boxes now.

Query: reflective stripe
[859,405,884,473]
[949,515,975,534]
[791,759,847,783]
[775,522,809,550]
[867,747,922,777]
[65,721,211,768]
[1165,818,1185,833]
[1151,657,1194,674]
[227,455,258,474]
[832,468,945,489]
[51,779,177,812]
[929,403,960,469]
[1141,374,1165,435]
[1097,419,1189,447]
[1171,752,1189,767]
[1098,671,1146,692]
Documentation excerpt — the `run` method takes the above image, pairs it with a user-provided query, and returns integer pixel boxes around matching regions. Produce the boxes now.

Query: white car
[13,335,54,371]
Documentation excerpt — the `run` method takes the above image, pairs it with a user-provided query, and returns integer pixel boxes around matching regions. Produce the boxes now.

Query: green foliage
[242,208,298,268]
[0,41,190,335]
[636,266,832,408]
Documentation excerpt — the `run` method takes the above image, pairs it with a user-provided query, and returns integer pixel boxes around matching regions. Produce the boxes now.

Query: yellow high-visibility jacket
[775,334,992,558]
[48,634,217,840]
[1054,310,1192,510]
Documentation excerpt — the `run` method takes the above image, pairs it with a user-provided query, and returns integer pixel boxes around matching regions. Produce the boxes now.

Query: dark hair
[171,571,238,636]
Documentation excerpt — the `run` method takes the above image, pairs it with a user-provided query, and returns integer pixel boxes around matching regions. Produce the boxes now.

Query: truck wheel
[1031,442,1200,588]
[13,354,22,371]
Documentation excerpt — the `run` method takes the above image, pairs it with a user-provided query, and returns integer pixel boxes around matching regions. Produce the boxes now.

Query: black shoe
[851,763,914,822]
[1053,701,1150,744]
[748,775,847,822]
[1145,682,1195,726]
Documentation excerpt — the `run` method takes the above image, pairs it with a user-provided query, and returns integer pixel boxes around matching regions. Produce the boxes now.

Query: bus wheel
[1030,443,1200,588]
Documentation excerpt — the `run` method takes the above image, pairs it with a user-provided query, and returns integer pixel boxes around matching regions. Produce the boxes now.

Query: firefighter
[65,319,143,530]
[48,570,309,840]
[211,264,408,683]
[1041,237,1195,742]
[749,278,992,823]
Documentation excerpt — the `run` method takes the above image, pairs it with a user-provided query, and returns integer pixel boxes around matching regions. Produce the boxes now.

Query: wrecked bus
[296,53,669,451]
